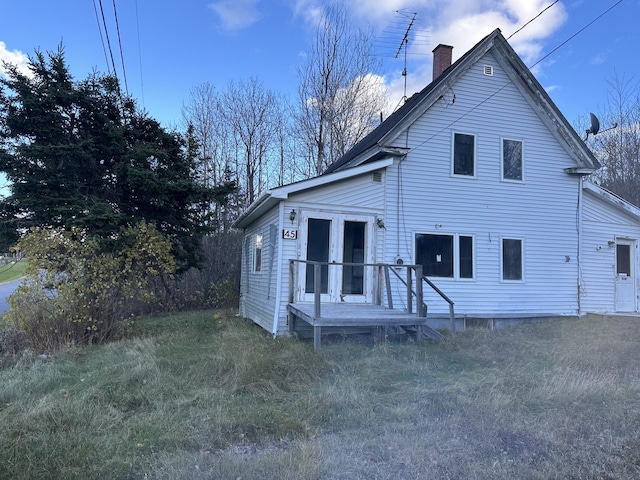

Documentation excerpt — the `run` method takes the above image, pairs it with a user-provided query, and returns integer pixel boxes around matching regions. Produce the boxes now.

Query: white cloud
[0,41,31,78]
[590,52,607,66]
[208,0,261,30]
[290,1,569,107]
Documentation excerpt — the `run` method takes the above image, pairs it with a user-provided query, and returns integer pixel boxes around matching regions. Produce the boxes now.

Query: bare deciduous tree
[296,3,387,175]
[219,76,279,204]
[182,82,238,229]
[589,73,640,207]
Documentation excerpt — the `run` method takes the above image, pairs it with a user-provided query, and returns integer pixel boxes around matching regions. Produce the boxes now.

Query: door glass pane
[342,221,365,295]
[416,234,454,277]
[459,235,473,278]
[617,244,631,276]
[305,219,330,293]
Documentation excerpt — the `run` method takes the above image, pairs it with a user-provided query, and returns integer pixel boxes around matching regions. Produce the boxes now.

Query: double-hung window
[453,132,475,176]
[502,238,523,281]
[502,138,523,181]
[415,233,474,279]
[253,234,263,273]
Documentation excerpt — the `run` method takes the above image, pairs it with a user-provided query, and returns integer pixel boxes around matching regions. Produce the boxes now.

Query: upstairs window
[502,138,523,181]
[453,133,475,176]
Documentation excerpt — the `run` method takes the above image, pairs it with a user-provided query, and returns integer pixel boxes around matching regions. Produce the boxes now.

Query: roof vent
[483,65,494,76]
[372,171,383,183]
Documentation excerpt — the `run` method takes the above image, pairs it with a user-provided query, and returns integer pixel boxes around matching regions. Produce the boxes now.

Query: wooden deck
[287,302,442,349]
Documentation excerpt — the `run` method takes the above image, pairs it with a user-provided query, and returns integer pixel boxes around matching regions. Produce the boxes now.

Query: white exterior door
[298,211,375,303]
[615,239,636,312]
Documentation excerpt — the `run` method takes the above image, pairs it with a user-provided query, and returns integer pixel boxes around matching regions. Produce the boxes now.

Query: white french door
[298,211,375,303]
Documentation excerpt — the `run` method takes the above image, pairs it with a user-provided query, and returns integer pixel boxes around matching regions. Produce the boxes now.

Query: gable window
[502,238,523,281]
[253,234,263,273]
[415,233,474,279]
[453,133,475,176]
[502,138,523,181]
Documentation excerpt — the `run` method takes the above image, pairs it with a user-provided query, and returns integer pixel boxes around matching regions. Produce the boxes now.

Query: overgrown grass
[0,259,26,283]
[2,312,640,479]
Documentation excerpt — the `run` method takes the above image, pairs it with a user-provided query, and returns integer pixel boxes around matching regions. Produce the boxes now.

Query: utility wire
[408,0,624,154]
[507,1,560,40]
[92,0,111,74]
[135,0,145,108]
[98,0,119,85]
[529,0,623,70]
[112,0,129,95]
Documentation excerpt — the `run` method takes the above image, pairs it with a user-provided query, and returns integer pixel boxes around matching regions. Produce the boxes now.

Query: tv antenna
[395,12,417,105]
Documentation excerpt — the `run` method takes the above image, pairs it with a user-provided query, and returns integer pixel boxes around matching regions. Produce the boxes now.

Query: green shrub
[7,223,176,352]
[208,277,240,309]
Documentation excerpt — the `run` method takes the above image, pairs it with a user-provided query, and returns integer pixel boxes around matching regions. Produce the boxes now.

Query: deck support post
[406,268,413,314]
[384,266,393,309]
[415,265,425,343]
[313,326,321,350]
[288,260,295,334]
[314,263,321,318]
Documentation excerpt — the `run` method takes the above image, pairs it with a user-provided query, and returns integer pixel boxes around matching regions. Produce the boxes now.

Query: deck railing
[288,259,455,333]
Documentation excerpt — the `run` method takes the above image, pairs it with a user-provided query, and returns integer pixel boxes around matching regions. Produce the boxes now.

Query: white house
[233,29,640,342]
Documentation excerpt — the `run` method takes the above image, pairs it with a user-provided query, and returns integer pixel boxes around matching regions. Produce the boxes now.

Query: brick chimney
[432,44,453,81]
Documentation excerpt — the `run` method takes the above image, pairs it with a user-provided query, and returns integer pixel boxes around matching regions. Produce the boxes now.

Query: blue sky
[0,0,638,132]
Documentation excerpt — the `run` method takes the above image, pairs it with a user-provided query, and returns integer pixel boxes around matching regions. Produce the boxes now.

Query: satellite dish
[584,112,600,140]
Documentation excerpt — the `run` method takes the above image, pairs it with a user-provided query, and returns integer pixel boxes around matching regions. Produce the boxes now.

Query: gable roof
[324,28,600,175]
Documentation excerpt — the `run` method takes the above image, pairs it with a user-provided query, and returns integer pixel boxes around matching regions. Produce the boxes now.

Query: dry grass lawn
[1,311,640,479]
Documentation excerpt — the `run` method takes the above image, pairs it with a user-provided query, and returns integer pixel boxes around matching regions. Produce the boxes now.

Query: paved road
[0,279,21,314]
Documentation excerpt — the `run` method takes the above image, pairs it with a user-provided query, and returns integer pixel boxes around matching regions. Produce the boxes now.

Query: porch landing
[287,302,442,349]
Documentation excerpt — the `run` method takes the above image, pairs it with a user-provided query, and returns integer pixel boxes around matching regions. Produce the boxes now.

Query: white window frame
[414,232,475,281]
[452,132,476,178]
[253,233,263,273]
[501,137,524,182]
[501,237,524,282]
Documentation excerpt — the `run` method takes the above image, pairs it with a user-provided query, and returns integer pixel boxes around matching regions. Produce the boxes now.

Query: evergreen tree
[0,47,235,271]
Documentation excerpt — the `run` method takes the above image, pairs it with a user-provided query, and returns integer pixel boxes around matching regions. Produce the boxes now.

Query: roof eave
[233,157,395,229]
[583,181,640,221]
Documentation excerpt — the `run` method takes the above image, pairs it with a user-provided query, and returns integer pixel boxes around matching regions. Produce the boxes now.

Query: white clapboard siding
[581,188,640,313]
[238,204,280,332]
[291,171,386,209]
[380,50,580,316]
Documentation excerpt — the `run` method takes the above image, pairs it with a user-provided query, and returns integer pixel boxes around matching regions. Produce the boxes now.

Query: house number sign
[282,229,298,240]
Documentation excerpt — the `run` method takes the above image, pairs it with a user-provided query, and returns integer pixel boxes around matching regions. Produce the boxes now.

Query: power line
[408,0,625,154]
[97,0,119,85]
[507,1,560,40]
[135,0,145,108]
[112,0,129,95]
[92,0,111,74]
[529,0,624,70]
